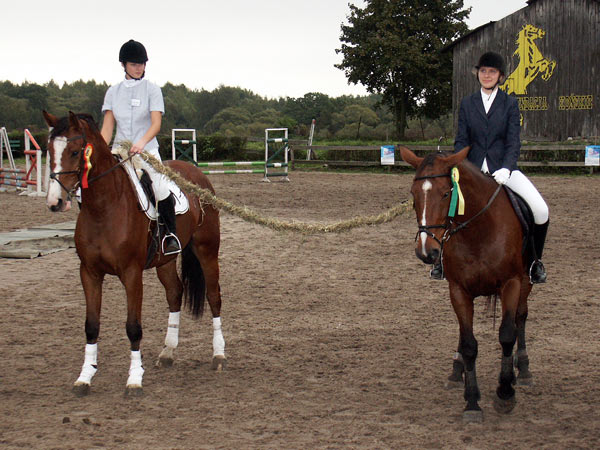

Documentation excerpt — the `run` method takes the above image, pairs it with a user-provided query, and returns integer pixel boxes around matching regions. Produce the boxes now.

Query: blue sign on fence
[585,145,600,166]
[381,145,395,165]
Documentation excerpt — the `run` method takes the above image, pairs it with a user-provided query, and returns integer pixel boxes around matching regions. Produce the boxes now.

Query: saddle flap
[504,186,534,256]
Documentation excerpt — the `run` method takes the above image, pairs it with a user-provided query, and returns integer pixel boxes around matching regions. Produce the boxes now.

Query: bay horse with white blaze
[43,111,225,397]
[400,145,534,423]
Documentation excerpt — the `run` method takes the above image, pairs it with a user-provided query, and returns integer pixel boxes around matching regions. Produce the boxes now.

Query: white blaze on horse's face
[46,137,68,209]
[418,180,433,255]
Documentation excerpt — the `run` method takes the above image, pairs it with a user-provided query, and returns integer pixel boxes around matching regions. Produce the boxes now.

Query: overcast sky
[0,0,527,99]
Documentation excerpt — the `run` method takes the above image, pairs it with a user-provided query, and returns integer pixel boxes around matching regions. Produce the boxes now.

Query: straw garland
[134,150,412,234]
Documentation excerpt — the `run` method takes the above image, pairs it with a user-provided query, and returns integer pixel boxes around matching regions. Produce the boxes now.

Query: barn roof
[443,0,599,52]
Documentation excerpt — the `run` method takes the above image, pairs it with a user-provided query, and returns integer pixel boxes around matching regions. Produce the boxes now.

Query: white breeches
[504,170,549,224]
[140,148,173,201]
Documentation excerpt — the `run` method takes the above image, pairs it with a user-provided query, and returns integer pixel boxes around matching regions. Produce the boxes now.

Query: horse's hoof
[212,355,227,371]
[157,347,175,367]
[445,379,463,390]
[462,409,483,424]
[156,357,173,368]
[124,385,144,398]
[493,394,517,414]
[72,382,91,397]
[517,374,533,386]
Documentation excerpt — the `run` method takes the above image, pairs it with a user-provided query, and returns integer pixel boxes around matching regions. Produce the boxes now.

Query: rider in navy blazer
[429,52,549,284]
[454,88,521,173]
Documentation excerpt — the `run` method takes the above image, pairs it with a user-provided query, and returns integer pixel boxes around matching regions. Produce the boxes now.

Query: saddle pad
[122,162,189,221]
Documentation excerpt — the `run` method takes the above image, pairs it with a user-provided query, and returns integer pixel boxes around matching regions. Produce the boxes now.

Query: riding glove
[492,168,511,185]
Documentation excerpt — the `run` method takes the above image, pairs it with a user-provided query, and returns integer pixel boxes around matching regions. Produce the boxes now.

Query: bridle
[49,131,135,201]
[413,170,502,248]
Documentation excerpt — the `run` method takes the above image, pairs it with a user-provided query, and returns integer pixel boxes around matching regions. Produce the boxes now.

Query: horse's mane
[421,150,494,185]
[50,114,99,139]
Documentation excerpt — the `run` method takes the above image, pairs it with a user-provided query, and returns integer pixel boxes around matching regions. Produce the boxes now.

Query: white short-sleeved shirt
[102,78,164,154]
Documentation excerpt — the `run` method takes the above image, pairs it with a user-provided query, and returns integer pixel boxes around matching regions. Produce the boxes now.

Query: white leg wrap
[75,343,98,385]
[165,311,180,348]
[212,317,225,357]
[126,350,144,387]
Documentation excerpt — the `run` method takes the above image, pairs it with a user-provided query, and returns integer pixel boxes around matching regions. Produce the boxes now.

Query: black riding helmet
[119,40,148,64]
[474,51,506,76]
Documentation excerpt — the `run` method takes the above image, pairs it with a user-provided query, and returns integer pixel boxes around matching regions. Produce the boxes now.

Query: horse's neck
[80,139,131,213]
[458,164,498,213]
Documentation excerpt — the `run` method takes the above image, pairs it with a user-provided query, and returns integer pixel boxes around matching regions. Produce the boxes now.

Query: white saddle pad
[122,162,189,221]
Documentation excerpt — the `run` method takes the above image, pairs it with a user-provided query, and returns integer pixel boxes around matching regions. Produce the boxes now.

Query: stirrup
[529,260,546,284]
[162,233,182,256]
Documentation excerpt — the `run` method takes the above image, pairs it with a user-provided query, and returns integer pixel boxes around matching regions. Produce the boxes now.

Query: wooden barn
[446,0,599,141]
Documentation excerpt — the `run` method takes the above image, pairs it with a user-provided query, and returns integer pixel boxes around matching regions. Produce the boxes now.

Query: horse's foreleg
[121,268,145,396]
[494,279,520,413]
[73,265,103,397]
[449,284,481,423]
[156,261,183,367]
[515,281,533,385]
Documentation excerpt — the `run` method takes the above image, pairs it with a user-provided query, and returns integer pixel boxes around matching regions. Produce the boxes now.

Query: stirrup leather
[162,233,182,256]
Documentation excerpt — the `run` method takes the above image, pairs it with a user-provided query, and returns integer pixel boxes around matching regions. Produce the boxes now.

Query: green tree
[336,0,469,139]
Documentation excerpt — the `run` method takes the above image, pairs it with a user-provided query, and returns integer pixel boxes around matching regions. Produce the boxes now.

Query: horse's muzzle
[415,247,439,265]
[48,198,72,213]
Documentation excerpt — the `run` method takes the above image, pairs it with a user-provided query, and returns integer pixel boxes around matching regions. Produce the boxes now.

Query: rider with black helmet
[430,51,549,284]
[100,39,181,256]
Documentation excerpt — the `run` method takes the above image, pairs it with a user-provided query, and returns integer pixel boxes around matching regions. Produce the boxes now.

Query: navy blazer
[454,89,521,172]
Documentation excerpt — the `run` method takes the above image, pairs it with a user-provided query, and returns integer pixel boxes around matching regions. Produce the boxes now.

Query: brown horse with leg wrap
[43,111,225,397]
[400,145,533,423]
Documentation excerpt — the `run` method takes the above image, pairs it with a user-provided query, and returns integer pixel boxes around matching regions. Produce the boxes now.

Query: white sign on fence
[380,145,395,165]
[585,145,600,166]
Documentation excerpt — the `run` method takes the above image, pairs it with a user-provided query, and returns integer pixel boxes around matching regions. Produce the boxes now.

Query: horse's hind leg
[194,240,226,371]
[155,260,183,367]
[515,281,533,385]
[73,265,103,397]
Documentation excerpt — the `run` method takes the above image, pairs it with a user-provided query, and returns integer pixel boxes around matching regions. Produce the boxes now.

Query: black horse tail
[181,243,206,318]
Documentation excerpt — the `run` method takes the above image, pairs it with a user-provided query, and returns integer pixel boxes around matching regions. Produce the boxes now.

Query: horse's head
[400,145,470,265]
[43,111,98,212]
[522,24,544,40]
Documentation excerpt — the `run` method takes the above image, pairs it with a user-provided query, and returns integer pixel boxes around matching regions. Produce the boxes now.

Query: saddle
[504,186,536,267]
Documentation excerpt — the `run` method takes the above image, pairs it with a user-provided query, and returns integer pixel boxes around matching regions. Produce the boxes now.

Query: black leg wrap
[497,355,516,399]
[464,369,481,403]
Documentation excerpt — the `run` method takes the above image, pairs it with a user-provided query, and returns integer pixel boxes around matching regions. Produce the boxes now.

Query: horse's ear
[443,146,471,167]
[399,145,423,169]
[43,111,59,128]
[68,111,82,131]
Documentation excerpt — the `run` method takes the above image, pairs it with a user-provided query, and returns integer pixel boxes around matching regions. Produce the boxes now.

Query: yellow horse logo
[501,24,557,95]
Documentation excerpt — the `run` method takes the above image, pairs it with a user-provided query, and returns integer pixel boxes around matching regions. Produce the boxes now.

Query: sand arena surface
[0,171,599,449]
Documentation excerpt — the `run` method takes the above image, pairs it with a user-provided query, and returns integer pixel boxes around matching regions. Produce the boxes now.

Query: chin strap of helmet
[124,67,145,81]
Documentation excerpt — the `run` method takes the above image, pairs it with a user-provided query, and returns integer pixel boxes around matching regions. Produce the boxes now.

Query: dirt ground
[0,171,599,449]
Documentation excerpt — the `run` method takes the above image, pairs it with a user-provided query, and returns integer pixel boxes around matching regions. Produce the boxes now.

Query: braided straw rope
[139,152,412,234]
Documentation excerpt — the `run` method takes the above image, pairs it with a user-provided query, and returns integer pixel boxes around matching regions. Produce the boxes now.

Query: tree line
[0,80,451,142]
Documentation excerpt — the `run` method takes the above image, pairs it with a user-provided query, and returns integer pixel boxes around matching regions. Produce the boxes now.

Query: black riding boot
[530,220,549,284]
[430,261,444,280]
[157,194,181,256]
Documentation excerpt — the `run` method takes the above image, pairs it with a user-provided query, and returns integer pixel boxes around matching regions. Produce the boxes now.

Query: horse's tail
[181,243,206,319]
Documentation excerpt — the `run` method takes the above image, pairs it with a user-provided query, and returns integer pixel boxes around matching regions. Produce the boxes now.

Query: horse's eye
[71,150,80,157]
[443,191,451,199]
